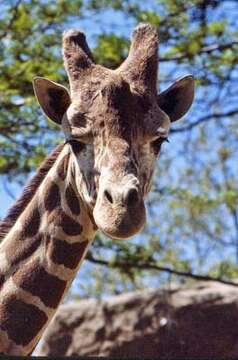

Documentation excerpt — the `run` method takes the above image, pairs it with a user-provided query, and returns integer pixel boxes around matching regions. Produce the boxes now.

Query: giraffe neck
[0,144,97,355]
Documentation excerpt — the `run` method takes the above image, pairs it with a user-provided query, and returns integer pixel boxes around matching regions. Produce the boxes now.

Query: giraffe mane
[0,143,64,241]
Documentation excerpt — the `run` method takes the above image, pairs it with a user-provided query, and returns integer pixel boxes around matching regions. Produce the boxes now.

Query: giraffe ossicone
[0,23,194,355]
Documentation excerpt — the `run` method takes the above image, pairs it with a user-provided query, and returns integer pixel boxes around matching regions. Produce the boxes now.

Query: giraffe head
[33,24,194,239]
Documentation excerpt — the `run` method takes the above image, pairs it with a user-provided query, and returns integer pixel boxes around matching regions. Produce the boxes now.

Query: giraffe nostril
[104,189,113,204]
[125,188,139,206]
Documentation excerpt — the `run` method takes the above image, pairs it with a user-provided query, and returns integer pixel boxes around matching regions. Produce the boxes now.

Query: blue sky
[0,178,21,218]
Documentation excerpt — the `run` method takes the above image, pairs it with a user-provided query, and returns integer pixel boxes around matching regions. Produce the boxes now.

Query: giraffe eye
[66,139,85,153]
[151,137,169,155]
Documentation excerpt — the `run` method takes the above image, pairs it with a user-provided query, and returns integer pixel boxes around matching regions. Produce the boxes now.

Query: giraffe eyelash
[151,137,169,154]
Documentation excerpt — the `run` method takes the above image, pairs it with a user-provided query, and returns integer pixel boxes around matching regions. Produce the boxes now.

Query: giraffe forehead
[71,72,151,119]
[69,74,169,145]
[93,94,152,141]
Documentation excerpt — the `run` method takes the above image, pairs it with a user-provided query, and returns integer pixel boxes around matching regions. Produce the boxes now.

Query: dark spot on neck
[21,201,40,238]
[0,295,47,346]
[65,184,81,215]
[44,181,61,212]
[57,153,70,180]
[5,232,42,267]
[47,238,88,269]
[12,258,67,309]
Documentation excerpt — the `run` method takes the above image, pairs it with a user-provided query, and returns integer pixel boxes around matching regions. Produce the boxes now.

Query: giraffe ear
[157,75,195,122]
[33,77,71,124]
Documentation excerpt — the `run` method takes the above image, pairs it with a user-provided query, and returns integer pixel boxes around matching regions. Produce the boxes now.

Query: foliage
[0,0,237,298]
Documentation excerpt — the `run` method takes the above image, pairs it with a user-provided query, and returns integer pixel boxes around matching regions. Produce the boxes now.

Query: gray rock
[37,281,238,357]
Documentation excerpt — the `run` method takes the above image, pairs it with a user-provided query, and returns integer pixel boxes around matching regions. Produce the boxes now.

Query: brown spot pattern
[21,201,40,238]
[48,238,88,269]
[5,233,42,267]
[0,295,47,346]
[57,154,70,180]
[65,184,80,215]
[12,259,67,308]
[47,208,83,237]
[44,181,61,212]
[61,211,83,236]
[50,209,82,236]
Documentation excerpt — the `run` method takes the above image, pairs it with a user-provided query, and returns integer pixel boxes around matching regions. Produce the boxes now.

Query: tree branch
[0,0,22,40]
[86,252,238,288]
[159,40,238,62]
[171,109,238,133]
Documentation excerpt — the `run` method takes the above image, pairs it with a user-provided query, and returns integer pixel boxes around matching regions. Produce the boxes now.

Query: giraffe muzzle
[93,184,146,239]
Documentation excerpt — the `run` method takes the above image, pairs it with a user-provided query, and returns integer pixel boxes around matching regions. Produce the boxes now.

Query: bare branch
[86,253,238,288]
[2,179,16,201]
[159,40,238,62]
[171,109,238,133]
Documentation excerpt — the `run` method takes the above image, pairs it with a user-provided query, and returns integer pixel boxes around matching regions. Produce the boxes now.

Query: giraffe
[0,23,194,355]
